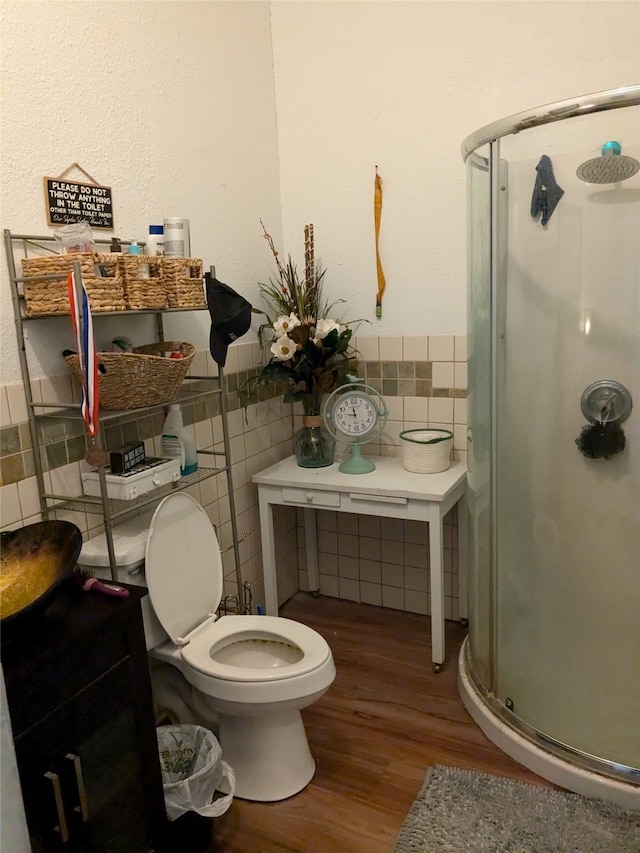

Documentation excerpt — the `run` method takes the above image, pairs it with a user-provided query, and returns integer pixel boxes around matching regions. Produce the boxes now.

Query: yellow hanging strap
[374,166,386,319]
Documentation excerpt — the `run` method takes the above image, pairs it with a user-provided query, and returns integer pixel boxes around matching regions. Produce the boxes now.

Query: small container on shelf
[21,253,126,316]
[162,257,205,308]
[119,243,166,310]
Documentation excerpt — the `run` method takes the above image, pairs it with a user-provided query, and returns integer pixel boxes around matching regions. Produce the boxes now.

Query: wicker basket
[162,258,206,308]
[21,253,126,316]
[118,254,167,310]
[65,341,196,410]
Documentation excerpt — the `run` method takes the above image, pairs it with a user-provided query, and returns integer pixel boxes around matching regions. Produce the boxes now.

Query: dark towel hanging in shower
[531,154,564,225]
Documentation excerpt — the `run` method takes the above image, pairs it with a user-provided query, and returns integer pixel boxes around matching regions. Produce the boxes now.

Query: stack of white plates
[399,428,453,473]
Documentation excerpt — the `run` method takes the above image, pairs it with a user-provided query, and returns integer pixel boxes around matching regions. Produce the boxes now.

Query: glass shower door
[494,111,640,770]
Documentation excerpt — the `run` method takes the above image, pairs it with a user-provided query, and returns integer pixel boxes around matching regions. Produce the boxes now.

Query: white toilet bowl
[82,492,335,802]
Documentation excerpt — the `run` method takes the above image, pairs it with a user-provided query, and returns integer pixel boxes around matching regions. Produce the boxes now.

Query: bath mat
[392,765,639,853]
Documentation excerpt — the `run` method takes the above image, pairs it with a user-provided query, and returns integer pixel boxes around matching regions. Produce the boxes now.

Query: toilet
[78,492,336,802]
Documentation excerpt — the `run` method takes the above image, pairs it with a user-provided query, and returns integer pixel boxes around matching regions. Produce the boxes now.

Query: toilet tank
[78,511,168,650]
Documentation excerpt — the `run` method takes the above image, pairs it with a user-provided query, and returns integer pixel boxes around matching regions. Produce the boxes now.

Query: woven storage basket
[399,428,453,474]
[118,253,167,310]
[65,341,195,410]
[21,253,126,316]
[162,258,206,308]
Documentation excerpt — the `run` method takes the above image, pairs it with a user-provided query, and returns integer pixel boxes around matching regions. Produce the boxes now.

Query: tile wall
[0,333,467,620]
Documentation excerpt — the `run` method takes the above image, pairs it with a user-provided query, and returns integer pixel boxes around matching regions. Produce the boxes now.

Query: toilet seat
[145,493,224,643]
[181,615,331,682]
[145,493,330,684]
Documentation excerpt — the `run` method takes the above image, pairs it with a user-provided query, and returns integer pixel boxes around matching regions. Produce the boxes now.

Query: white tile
[453,423,468,452]
[357,514,380,537]
[405,565,429,590]
[402,336,428,361]
[6,382,28,424]
[17,476,41,520]
[244,428,260,459]
[381,517,404,541]
[428,335,455,361]
[50,462,83,498]
[454,362,468,390]
[381,562,404,587]
[379,336,402,361]
[386,396,403,421]
[454,335,468,362]
[429,396,454,424]
[405,543,428,570]
[359,559,381,583]
[0,387,10,428]
[206,353,220,377]
[191,350,208,376]
[403,396,428,424]
[432,362,455,388]
[194,418,214,450]
[338,555,359,580]
[382,585,404,610]
[354,335,379,361]
[339,577,360,602]
[405,590,429,615]
[454,398,468,424]
[0,482,22,528]
[227,407,245,439]
[224,345,240,374]
[237,342,254,372]
[319,574,340,598]
[360,582,382,607]
[40,374,74,405]
[359,536,381,561]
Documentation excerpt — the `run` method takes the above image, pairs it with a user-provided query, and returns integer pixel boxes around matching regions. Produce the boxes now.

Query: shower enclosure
[459,86,639,809]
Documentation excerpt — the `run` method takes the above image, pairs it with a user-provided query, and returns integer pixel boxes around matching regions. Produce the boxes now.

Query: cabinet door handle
[44,770,70,843]
[66,752,89,822]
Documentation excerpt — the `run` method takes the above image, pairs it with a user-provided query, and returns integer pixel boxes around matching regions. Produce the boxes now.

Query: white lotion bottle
[147,225,164,256]
[161,404,197,476]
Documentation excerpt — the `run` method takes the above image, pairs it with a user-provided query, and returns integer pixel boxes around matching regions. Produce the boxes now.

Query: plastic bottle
[147,225,164,256]
[161,404,197,476]
[163,218,190,258]
[128,241,150,278]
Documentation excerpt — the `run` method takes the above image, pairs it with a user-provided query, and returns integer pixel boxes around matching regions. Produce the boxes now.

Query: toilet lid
[145,493,223,644]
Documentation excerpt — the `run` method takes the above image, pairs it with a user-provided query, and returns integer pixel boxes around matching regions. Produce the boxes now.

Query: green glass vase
[294,396,335,468]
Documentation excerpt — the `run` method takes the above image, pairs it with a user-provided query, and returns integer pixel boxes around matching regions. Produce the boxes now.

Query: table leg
[429,513,445,672]
[303,508,319,595]
[258,491,278,616]
[457,494,468,625]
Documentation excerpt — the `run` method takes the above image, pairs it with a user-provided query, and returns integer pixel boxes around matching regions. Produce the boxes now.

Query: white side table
[253,455,467,672]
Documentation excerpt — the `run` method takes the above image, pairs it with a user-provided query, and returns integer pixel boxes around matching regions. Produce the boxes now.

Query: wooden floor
[206,594,552,853]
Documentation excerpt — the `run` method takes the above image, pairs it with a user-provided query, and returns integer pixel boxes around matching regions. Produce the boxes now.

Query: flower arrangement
[242,221,358,419]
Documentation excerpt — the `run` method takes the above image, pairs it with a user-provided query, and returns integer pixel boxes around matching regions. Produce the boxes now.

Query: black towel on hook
[531,155,564,226]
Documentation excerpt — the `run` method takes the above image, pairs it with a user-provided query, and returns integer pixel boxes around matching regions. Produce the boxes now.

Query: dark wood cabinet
[1,583,167,853]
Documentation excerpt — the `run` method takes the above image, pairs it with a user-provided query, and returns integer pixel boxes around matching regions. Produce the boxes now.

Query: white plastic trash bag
[157,724,235,820]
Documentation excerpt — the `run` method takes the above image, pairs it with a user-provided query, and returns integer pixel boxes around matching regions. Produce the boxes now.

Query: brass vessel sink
[1,520,83,626]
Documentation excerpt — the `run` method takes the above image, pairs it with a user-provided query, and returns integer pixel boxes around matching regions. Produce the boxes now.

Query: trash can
[157,724,235,853]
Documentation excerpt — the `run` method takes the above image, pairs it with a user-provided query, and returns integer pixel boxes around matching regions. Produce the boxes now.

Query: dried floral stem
[260,218,287,285]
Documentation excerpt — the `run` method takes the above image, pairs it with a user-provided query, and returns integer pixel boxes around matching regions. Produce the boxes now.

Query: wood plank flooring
[206,594,552,853]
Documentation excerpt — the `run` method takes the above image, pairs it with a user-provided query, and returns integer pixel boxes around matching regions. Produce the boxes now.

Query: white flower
[314,318,341,340]
[270,334,296,361]
[273,313,301,337]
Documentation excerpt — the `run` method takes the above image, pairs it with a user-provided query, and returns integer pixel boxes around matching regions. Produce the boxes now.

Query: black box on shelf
[109,441,146,474]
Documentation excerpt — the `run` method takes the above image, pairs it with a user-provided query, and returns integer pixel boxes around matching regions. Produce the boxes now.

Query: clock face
[334,393,378,438]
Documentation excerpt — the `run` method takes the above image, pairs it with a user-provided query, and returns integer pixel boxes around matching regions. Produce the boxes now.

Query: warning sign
[43,177,114,229]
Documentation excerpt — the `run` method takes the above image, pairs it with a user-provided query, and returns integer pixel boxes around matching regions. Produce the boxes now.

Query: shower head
[576,141,640,184]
